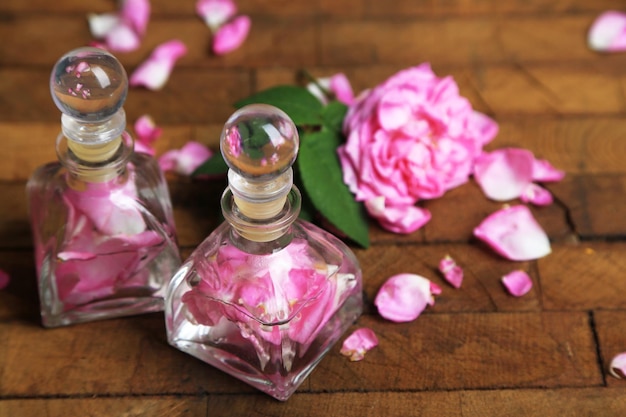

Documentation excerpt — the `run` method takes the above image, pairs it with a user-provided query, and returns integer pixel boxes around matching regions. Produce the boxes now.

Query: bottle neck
[221,186,302,251]
[57,130,133,183]
[57,108,129,182]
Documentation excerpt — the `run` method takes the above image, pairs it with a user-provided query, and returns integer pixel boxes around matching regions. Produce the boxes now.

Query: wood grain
[1,0,625,414]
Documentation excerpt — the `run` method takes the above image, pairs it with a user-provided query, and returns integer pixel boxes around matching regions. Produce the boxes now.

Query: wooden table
[2,0,626,415]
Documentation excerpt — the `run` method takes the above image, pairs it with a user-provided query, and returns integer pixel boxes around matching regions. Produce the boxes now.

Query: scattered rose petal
[609,352,626,379]
[588,11,626,52]
[365,196,431,234]
[438,255,463,288]
[196,0,237,32]
[213,15,251,55]
[474,148,534,201]
[87,13,120,38]
[473,205,551,261]
[130,40,187,90]
[158,141,213,176]
[430,281,442,296]
[521,183,553,206]
[330,73,355,105]
[532,158,565,182]
[121,0,151,36]
[501,270,533,297]
[0,269,9,290]
[104,23,141,53]
[87,0,150,52]
[374,273,436,322]
[307,73,355,106]
[134,114,162,155]
[340,328,379,361]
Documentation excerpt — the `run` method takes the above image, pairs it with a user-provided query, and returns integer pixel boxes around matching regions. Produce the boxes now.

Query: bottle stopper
[220,104,299,220]
[50,47,128,163]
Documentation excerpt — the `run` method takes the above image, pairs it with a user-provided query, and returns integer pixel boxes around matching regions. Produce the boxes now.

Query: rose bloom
[338,64,498,233]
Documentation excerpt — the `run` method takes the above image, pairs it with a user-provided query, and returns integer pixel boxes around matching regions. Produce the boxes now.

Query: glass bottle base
[41,296,164,328]
[168,297,362,401]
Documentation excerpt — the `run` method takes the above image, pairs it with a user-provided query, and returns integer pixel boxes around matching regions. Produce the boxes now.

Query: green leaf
[192,152,228,176]
[234,85,323,126]
[321,101,348,133]
[297,130,370,248]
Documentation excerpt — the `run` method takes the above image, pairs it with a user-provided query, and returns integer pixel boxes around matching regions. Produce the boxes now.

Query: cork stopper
[220,104,299,224]
[50,47,128,164]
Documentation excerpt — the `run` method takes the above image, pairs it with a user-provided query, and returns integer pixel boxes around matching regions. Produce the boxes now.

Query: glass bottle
[165,104,363,401]
[27,47,181,327]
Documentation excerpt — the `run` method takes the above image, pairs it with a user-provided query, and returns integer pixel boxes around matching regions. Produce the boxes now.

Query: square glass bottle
[27,48,181,327]
[165,104,363,400]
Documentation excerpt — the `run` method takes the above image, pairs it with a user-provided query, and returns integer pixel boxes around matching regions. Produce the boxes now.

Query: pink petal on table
[588,11,626,52]
[473,148,534,201]
[501,270,533,297]
[104,22,141,52]
[438,254,463,289]
[609,352,626,379]
[87,13,120,38]
[429,281,442,297]
[121,0,151,36]
[532,158,565,182]
[365,196,431,234]
[196,0,237,32]
[330,73,355,105]
[158,141,213,176]
[212,15,251,55]
[134,114,162,155]
[130,40,187,90]
[340,328,379,361]
[374,273,436,322]
[473,205,551,261]
[521,183,553,206]
[0,269,9,290]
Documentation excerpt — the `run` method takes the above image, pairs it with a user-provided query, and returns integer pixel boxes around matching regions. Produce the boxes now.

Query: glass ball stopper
[50,47,128,123]
[220,104,299,179]
[51,48,129,164]
[220,104,300,220]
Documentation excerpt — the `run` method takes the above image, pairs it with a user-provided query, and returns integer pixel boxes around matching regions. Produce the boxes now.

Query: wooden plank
[0,311,601,396]
[0,397,207,417]
[550,174,626,238]
[4,388,626,417]
[0,315,259,396]
[540,242,626,310]
[318,16,611,66]
[3,14,626,68]
[0,16,318,68]
[319,0,626,17]
[1,0,622,17]
[0,0,316,16]
[206,388,626,416]
[593,311,626,387]
[311,312,600,391]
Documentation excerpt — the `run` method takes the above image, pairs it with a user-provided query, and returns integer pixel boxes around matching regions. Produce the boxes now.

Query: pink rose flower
[338,64,498,233]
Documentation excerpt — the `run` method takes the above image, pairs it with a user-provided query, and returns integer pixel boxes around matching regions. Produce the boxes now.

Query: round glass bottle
[27,47,181,327]
[165,104,363,401]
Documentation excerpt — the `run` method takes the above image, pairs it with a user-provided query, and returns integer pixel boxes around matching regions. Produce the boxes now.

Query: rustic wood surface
[1,0,626,415]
